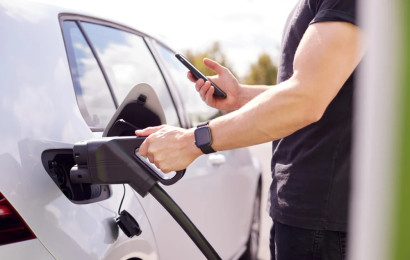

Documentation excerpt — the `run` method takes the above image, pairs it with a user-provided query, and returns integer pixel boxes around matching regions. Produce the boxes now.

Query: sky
[60,0,299,79]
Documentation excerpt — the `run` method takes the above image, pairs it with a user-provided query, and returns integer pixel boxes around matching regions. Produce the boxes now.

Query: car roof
[0,0,174,51]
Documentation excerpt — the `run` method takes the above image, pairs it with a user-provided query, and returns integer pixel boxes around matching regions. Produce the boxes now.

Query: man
[136,0,364,258]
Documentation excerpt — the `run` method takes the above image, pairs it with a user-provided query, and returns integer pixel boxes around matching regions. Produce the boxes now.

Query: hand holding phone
[175,54,227,99]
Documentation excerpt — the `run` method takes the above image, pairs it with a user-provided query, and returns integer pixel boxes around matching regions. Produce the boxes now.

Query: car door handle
[208,154,226,166]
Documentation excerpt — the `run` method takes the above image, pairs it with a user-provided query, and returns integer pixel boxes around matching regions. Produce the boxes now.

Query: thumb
[135,125,164,137]
[203,58,225,75]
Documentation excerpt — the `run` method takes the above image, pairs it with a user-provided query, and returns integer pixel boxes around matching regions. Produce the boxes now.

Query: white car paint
[0,1,261,259]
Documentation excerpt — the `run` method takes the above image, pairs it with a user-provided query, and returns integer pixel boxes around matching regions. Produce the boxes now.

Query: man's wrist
[187,128,204,157]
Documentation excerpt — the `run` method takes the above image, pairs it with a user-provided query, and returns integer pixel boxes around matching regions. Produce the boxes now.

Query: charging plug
[70,165,91,183]
[69,136,185,197]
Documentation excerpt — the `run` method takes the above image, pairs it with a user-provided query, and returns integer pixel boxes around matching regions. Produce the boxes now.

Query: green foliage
[394,1,410,260]
[184,42,237,78]
[184,43,277,86]
[244,53,277,85]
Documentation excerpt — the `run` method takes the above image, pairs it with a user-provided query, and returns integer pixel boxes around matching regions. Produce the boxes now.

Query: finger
[152,157,170,174]
[199,81,212,101]
[187,71,198,82]
[195,78,206,92]
[160,166,171,174]
[138,138,148,157]
[147,149,155,163]
[135,125,164,137]
[204,85,215,104]
[148,153,163,172]
[203,58,226,75]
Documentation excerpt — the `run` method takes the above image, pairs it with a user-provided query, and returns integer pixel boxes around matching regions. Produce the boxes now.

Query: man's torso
[270,0,357,232]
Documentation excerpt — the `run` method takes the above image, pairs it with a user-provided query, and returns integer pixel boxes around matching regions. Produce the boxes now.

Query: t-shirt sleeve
[310,0,356,26]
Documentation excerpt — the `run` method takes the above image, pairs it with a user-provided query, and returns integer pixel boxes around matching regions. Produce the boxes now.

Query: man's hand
[135,125,202,173]
[188,58,241,112]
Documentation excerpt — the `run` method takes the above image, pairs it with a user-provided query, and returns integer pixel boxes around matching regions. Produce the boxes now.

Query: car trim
[76,20,119,108]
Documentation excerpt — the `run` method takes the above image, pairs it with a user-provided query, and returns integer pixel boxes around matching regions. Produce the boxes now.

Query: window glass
[62,21,116,130]
[81,22,180,127]
[156,45,219,126]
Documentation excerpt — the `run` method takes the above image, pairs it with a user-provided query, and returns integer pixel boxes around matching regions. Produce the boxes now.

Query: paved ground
[248,143,273,260]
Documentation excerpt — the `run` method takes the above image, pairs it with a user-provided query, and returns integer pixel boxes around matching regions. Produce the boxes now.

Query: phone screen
[175,54,227,99]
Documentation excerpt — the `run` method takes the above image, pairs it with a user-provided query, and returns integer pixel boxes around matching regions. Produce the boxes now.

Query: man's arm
[210,21,364,150]
[136,21,364,172]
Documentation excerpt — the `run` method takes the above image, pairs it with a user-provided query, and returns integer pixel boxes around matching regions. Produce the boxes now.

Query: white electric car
[0,1,262,259]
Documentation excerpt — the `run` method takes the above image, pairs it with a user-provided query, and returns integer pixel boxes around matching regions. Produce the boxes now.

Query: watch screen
[195,127,211,147]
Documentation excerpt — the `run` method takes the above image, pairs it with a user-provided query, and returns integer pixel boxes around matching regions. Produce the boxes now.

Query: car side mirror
[103,83,166,137]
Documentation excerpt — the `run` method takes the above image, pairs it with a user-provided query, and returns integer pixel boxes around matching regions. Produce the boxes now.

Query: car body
[0,1,261,259]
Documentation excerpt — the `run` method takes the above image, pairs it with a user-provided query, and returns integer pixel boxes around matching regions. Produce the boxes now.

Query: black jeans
[270,221,347,260]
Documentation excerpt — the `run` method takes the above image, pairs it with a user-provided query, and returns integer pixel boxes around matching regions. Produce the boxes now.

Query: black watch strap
[200,143,216,154]
[197,121,210,128]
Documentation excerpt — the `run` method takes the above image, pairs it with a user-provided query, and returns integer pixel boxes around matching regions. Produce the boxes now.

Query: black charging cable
[118,184,126,215]
[149,184,221,260]
[70,136,221,260]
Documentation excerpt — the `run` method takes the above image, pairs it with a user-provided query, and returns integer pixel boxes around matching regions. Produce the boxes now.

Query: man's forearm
[209,77,321,151]
[236,84,270,109]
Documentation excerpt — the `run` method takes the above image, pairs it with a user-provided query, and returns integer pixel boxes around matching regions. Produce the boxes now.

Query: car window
[81,22,180,127]
[62,21,116,130]
[155,45,219,126]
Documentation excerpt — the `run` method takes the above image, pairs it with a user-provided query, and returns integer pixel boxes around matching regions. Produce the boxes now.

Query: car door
[149,42,262,259]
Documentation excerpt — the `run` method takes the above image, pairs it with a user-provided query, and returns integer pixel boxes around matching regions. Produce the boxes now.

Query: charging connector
[69,136,221,260]
[70,136,185,197]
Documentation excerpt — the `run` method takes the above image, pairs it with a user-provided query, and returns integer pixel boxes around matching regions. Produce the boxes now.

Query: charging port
[41,149,110,204]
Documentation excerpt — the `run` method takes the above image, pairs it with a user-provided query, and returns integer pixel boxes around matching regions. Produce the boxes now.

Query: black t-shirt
[270,0,357,232]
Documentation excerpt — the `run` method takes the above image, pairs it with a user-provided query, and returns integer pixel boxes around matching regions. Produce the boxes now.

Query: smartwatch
[194,121,216,154]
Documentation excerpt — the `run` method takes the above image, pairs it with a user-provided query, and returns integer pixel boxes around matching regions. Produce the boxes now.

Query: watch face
[195,127,212,147]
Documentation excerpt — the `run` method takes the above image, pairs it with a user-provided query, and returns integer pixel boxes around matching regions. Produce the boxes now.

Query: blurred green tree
[184,42,237,78]
[244,53,277,85]
[184,44,277,86]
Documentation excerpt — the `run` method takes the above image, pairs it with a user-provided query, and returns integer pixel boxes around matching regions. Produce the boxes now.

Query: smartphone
[175,53,227,99]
